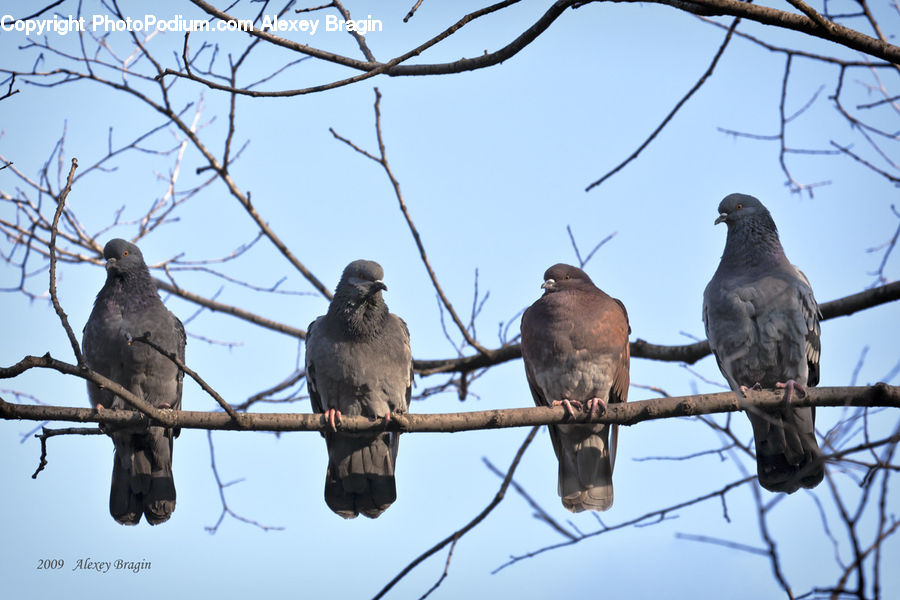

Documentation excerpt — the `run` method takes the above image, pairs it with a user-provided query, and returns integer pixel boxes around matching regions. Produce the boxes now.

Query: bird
[703,193,824,493]
[520,263,631,512]
[305,260,412,519]
[82,238,185,525]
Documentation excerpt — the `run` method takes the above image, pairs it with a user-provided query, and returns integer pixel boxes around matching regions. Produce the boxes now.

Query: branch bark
[2,383,897,433]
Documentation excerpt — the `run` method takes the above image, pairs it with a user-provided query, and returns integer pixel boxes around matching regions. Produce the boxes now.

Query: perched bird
[521,263,631,512]
[703,193,824,493]
[83,239,185,525]
[305,260,412,519]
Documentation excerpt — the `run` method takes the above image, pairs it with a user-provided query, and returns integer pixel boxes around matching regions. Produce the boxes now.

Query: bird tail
[553,424,614,512]
[109,427,176,525]
[750,406,824,494]
[324,432,397,519]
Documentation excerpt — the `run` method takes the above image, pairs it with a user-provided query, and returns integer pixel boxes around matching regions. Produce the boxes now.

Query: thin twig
[48,158,83,365]
[585,18,740,191]
[31,425,103,478]
[130,333,242,422]
[372,426,539,600]
[204,431,284,533]
[332,88,490,355]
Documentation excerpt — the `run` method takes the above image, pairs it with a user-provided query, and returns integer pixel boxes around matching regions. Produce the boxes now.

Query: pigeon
[520,263,630,512]
[82,238,185,525]
[305,260,412,519]
[703,193,824,493]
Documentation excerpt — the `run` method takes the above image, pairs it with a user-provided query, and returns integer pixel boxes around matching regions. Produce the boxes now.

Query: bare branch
[585,18,739,191]
[404,0,427,23]
[332,88,490,355]
[204,431,284,533]
[2,383,897,434]
[492,475,757,573]
[415,281,900,374]
[130,333,240,421]
[372,426,539,600]
[47,158,83,365]
[31,425,103,478]
[154,278,307,339]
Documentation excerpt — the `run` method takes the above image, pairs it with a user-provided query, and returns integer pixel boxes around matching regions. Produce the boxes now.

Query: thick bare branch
[642,0,900,63]
[0,353,181,425]
[178,0,900,94]
[2,383,897,433]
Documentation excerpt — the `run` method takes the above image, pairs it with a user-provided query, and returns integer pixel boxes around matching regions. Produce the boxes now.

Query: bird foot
[586,397,607,419]
[775,380,806,406]
[739,383,763,398]
[551,399,582,419]
[383,411,392,428]
[323,408,343,431]
[94,404,107,433]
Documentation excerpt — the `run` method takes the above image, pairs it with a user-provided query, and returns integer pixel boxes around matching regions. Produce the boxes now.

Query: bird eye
[122,250,129,257]
[735,203,743,210]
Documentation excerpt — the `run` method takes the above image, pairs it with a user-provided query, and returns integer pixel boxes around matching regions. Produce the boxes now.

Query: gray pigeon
[703,193,824,493]
[83,239,185,525]
[305,260,412,519]
[520,264,631,512]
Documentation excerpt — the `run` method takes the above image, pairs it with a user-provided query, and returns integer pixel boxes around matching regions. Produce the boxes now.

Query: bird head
[102,238,146,277]
[714,193,770,226]
[339,259,387,303]
[540,263,594,293]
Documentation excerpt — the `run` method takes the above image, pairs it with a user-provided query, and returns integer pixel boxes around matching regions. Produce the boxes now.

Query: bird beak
[368,280,387,295]
[105,258,117,271]
[541,278,556,291]
[714,213,727,225]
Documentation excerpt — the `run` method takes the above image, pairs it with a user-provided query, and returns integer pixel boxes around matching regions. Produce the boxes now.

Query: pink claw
[551,399,582,419]
[739,383,762,398]
[776,380,807,405]
[324,408,342,431]
[586,397,607,419]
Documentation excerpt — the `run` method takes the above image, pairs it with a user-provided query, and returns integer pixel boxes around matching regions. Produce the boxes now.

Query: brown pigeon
[521,263,630,512]
[83,239,185,525]
[703,193,824,493]
[305,260,412,518]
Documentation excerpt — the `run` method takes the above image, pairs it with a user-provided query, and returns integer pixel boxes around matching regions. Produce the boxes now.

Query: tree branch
[413,281,900,374]
[2,384,897,433]
[331,88,490,355]
[47,158,83,365]
[175,0,900,98]
[372,426,539,600]
[639,0,900,63]
[585,18,739,191]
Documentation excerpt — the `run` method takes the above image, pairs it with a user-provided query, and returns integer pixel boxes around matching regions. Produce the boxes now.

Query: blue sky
[1,1,898,598]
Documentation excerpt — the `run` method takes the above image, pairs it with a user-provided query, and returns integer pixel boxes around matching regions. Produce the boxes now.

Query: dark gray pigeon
[703,193,824,493]
[82,239,185,525]
[521,264,631,512]
[305,260,412,519]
